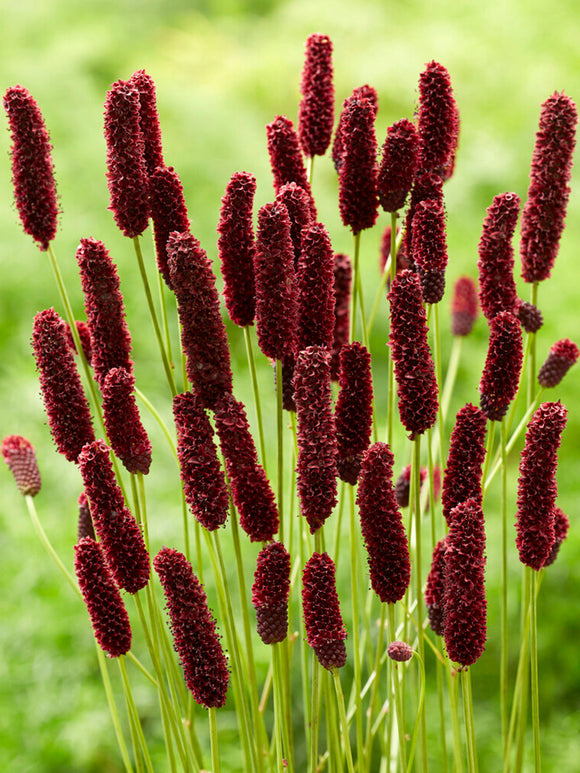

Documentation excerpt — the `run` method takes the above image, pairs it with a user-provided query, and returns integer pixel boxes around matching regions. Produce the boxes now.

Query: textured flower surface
[412,198,448,303]
[302,552,347,670]
[128,69,164,175]
[296,222,336,353]
[479,311,523,421]
[543,507,570,567]
[417,61,459,175]
[266,115,316,216]
[275,182,313,267]
[403,169,444,265]
[477,193,520,321]
[330,253,352,380]
[425,538,448,636]
[77,491,95,542]
[65,320,93,364]
[377,118,419,212]
[252,542,291,644]
[332,85,378,173]
[451,276,478,336]
[387,641,413,662]
[2,435,41,497]
[149,166,190,289]
[298,33,334,157]
[517,300,543,333]
[102,367,152,475]
[538,338,579,388]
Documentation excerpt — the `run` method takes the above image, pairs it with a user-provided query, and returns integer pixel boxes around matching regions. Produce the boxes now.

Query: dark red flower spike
[417,61,459,176]
[266,115,316,217]
[217,171,257,328]
[403,169,444,265]
[479,311,523,421]
[515,401,567,570]
[251,542,291,644]
[451,276,478,336]
[32,308,95,463]
[357,443,411,604]
[332,85,378,173]
[128,69,165,176]
[2,435,41,497]
[302,552,347,670]
[276,182,313,267]
[330,253,352,381]
[77,491,96,542]
[298,33,335,158]
[543,507,570,567]
[517,300,543,334]
[65,320,93,365]
[149,166,190,290]
[74,537,132,658]
[411,198,448,304]
[377,118,419,213]
[296,222,336,353]
[538,339,579,388]
[154,547,229,708]
[394,464,423,508]
[3,85,58,250]
[425,537,448,636]
[102,367,152,475]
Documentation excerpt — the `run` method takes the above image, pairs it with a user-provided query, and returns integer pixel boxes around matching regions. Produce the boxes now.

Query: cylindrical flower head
[334,342,373,485]
[274,353,297,413]
[441,404,488,528]
[251,542,291,644]
[443,498,487,667]
[451,276,478,336]
[2,435,41,497]
[403,169,444,265]
[78,440,150,593]
[32,308,95,463]
[76,237,133,388]
[520,92,578,283]
[387,641,413,662]
[75,537,132,657]
[154,547,229,708]
[412,198,448,304]
[168,231,233,409]
[217,171,257,327]
[298,33,334,157]
[330,253,352,380]
[103,79,150,238]
[254,202,298,362]
[538,339,579,388]
[417,61,460,176]
[377,119,419,213]
[276,182,313,267]
[266,115,316,217]
[338,97,379,234]
[515,401,567,570]
[357,443,411,604]
[65,320,93,364]
[77,491,96,542]
[296,223,336,353]
[149,166,190,289]
[3,86,58,250]
[543,507,570,567]
[213,392,279,543]
[294,347,338,533]
[394,464,427,508]
[173,391,228,532]
[332,85,378,173]
[128,70,165,175]
[517,300,543,334]
[302,552,347,670]
[425,537,448,636]
[388,270,439,438]
[477,193,520,321]
[102,368,152,475]
[479,311,523,421]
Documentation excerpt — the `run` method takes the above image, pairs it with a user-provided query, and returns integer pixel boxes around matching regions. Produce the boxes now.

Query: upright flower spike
[357,443,411,604]
[213,392,279,543]
[154,547,229,708]
[3,86,58,250]
[173,392,228,531]
[411,198,448,304]
[451,276,478,336]
[425,537,448,636]
[296,223,336,353]
[149,166,190,290]
[417,61,459,176]
[74,537,132,658]
[377,118,419,213]
[515,401,567,570]
[168,231,233,409]
[403,168,444,264]
[102,368,152,475]
[276,182,313,266]
[477,192,521,321]
[266,115,316,217]
[78,440,150,594]
[538,339,579,388]
[479,311,523,422]
[298,33,334,158]
[330,252,352,380]
[302,552,347,670]
[517,300,543,334]
[332,85,378,173]
[543,507,570,567]
[77,491,96,542]
[443,498,487,667]
[217,171,257,328]
[388,270,439,438]
[128,69,165,175]
[32,309,96,463]
[520,92,578,283]
[251,542,291,644]
[103,78,150,238]
[2,435,41,497]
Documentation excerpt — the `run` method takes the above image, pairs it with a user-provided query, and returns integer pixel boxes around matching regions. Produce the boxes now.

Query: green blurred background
[1,0,579,770]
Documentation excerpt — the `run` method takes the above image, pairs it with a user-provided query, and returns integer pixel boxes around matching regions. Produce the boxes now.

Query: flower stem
[209,707,220,773]
[244,325,268,475]
[388,604,408,772]
[529,567,542,773]
[332,668,355,773]
[349,484,364,764]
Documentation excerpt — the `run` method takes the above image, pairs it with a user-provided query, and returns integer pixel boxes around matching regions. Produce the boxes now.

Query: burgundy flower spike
[479,311,523,422]
[2,435,41,497]
[276,182,313,267]
[377,118,419,213]
[252,542,291,644]
[451,276,478,336]
[302,552,347,670]
[266,115,316,217]
[332,85,378,173]
[417,61,459,176]
[411,198,448,304]
[102,367,152,475]
[296,222,336,353]
[298,33,334,158]
[330,252,352,380]
[425,538,448,636]
[543,507,570,567]
[149,166,190,289]
[538,339,579,388]
[128,69,165,175]
[477,193,520,321]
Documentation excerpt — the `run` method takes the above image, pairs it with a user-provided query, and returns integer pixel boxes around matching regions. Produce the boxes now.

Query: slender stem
[412,435,428,772]
[406,652,426,773]
[276,357,285,545]
[209,707,220,773]
[349,484,364,765]
[440,336,463,422]
[332,669,355,773]
[310,658,321,773]
[527,283,539,407]
[500,418,509,755]
[244,325,268,475]
[388,604,408,772]
[306,154,315,185]
[447,667,465,773]
[363,605,386,769]
[462,669,478,773]
[118,656,155,773]
[530,568,541,773]
[350,232,361,342]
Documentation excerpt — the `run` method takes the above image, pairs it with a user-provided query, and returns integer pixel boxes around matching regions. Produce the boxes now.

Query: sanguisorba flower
[330,252,352,380]
[296,222,336,353]
[128,69,165,176]
[2,435,41,497]
[403,169,444,265]
[417,61,459,176]
[298,33,334,158]
[479,311,523,422]
[477,193,520,321]
[537,338,579,388]
[65,320,93,364]
[276,182,313,267]
[411,198,448,304]
[515,401,567,570]
[377,118,419,213]
[425,537,448,636]
[149,166,190,290]
[517,300,543,334]
[387,641,414,662]
[543,507,570,567]
[77,491,96,542]
[154,547,229,708]
[251,542,291,644]
[266,115,316,217]
[3,85,58,250]
[102,367,152,475]
[451,276,478,336]
[302,552,347,670]
[332,85,378,173]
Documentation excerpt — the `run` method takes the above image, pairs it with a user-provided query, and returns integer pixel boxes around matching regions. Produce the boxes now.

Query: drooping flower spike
[128,69,165,176]
[377,118,419,213]
[451,276,478,336]
[330,252,352,381]
[411,198,448,304]
[266,115,316,217]
[479,311,523,422]
[2,435,41,497]
[296,222,336,354]
[298,33,335,158]
[149,166,190,289]
[537,339,579,388]
[417,61,460,176]
[302,552,347,670]
[252,542,291,644]
[102,367,152,475]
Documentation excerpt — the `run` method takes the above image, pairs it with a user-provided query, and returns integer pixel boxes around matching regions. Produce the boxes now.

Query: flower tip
[2,434,41,496]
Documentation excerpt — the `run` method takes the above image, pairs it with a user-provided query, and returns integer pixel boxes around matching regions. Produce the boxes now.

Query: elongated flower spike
[479,311,523,422]
[77,491,96,542]
[149,166,190,290]
[515,401,567,570]
[412,198,448,303]
[538,338,579,388]
[332,85,378,173]
[266,115,316,217]
[102,368,152,475]
[517,300,543,333]
[417,61,459,176]
[154,547,230,708]
[403,168,444,264]
[3,85,58,250]
[276,182,313,267]
[543,507,570,567]
[128,69,164,176]
[330,252,352,381]
[298,33,335,158]
[252,542,291,644]
[2,435,41,497]
[74,537,132,658]
[32,308,96,463]
[451,276,478,336]
[302,552,347,670]
[425,537,448,636]
[520,92,578,283]
[296,222,336,353]
[65,320,93,364]
[377,118,419,213]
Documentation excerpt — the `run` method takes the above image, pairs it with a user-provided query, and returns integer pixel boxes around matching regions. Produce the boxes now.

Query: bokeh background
[1,0,579,770]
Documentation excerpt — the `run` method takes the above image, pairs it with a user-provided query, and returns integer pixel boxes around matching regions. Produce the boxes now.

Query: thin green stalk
[412,435,428,772]
[244,325,268,475]
[529,568,541,773]
[367,259,390,334]
[388,604,408,773]
[310,658,321,773]
[209,707,220,773]
[462,669,478,773]
[157,269,174,373]
[325,671,341,773]
[527,283,539,407]
[118,656,155,773]
[480,420,496,498]
[349,484,364,766]
[273,642,294,772]
[350,232,361,342]
[363,605,386,770]
[447,667,465,773]
[406,652,426,773]
[439,336,463,423]
[386,215,398,447]
[95,647,135,773]
[276,357,285,546]
[431,304,447,466]
[332,669,355,773]
[500,418,509,755]
[333,480,346,569]
[307,154,315,185]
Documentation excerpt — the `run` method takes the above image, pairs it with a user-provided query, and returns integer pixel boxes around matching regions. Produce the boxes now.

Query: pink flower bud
[387,641,413,662]
[477,193,520,321]
[298,33,334,157]
[302,552,347,670]
[517,300,543,334]
[2,435,41,497]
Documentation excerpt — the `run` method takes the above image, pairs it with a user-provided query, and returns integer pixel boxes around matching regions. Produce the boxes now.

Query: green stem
[118,656,155,773]
[500,418,509,756]
[276,357,284,546]
[388,604,408,772]
[310,658,321,773]
[530,568,541,773]
[332,669,355,773]
[461,669,478,773]
[350,232,361,342]
[349,484,364,765]
[209,707,220,773]
[406,652,426,773]
[244,325,268,475]
[412,435,428,773]
[446,664,464,773]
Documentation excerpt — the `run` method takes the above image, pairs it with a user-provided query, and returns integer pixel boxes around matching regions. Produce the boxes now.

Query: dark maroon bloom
[103,79,149,238]
[128,69,164,175]
[102,368,152,475]
[74,537,132,657]
[154,547,229,708]
[403,169,444,265]
[380,226,409,282]
[168,231,233,409]
[298,33,334,157]
[213,392,279,543]
[2,435,41,497]
[517,300,543,334]
[330,253,352,380]
[441,404,488,528]
[65,321,93,365]
[451,276,478,336]
[173,391,228,532]
[302,552,347,670]
[388,270,439,438]
[149,166,190,289]
[251,542,291,644]
[538,338,579,388]
[266,115,316,217]
[276,182,313,266]
[387,641,413,662]
[334,342,373,485]
[412,198,448,303]
[77,491,95,542]
[443,498,487,667]
[3,85,58,250]
[254,202,298,362]
[425,538,448,636]
[377,119,419,212]
[441,102,460,182]
[515,402,567,570]
[76,237,133,388]
[78,440,150,593]
[394,464,424,508]
[479,311,523,421]
[477,193,520,321]
[332,85,378,173]
[296,223,336,353]
[543,507,570,567]
[217,171,257,327]
[417,61,459,176]
[32,309,95,463]
[520,93,578,283]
